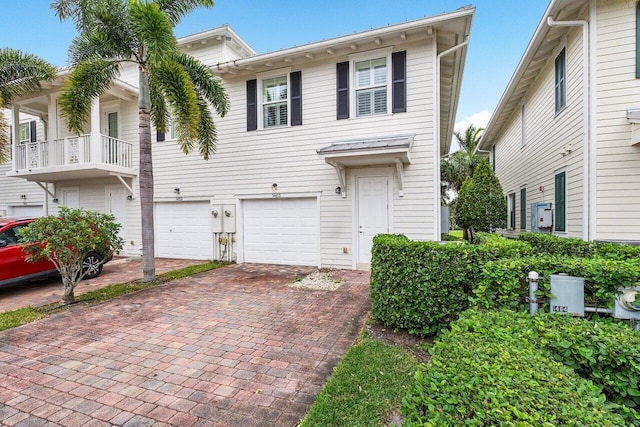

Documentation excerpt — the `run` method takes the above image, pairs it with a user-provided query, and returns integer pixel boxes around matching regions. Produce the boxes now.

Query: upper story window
[20,123,31,143]
[355,58,387,116]
[262,76,288,128]
[554,48,566,114]
[246,71,302,131]
[636,2,640,78]
[336,49,406,120]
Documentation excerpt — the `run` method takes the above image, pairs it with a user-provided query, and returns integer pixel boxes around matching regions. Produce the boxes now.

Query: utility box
[550,274,584,316]
[531,202,552,233]
[222,204,236,233]
[612,287,640,320]
[212,204,223,233]
[440,205,450,237]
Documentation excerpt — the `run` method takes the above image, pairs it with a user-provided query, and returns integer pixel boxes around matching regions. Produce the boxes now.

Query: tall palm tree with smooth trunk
[52,0,229,281]
[0,48,55,163]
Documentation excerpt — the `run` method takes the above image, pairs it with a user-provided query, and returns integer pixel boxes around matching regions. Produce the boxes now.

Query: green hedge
[370,234,528,336]
[519,232,640,260]
[473,255,640,311]
[402,310,632,426]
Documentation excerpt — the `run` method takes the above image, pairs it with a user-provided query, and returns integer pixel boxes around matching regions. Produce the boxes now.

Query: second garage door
[243,198,318,266]
[156,201,213,260]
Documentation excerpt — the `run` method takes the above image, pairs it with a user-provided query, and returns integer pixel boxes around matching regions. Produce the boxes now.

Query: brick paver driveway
[0,264,371,426]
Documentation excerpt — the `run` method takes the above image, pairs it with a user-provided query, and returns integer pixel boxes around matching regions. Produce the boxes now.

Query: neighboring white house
[480,0,640,244]
[1,8,474,269]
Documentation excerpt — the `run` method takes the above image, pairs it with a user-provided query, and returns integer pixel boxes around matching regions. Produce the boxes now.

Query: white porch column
[11,104,20,171]
[89,97,101,163]
[47,94,58,166]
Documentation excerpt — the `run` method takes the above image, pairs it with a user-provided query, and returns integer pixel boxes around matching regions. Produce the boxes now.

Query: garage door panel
[243,198,318,266]
[156,202,213,260]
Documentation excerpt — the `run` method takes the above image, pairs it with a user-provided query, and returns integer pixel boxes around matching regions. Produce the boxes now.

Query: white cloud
[449,110,492,153]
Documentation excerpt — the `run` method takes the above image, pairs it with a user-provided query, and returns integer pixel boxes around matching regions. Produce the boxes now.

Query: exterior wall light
[335,186,341,195]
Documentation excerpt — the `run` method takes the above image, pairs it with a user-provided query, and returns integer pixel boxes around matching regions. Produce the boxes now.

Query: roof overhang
[177,24,256,58]
[318,134,415,197]
[479,0,589,150]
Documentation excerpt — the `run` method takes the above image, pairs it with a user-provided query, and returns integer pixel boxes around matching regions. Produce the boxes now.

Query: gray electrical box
[549,274,584,316]
[612,287,640,320]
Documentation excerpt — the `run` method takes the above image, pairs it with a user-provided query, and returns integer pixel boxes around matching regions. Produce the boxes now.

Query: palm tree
[441,124,485,202]
[0,48,56,163]
[52,0,229,282]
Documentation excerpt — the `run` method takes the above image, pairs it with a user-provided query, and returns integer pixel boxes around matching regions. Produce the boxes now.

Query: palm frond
[153,59,199,141]
[149,73,169,132]
[174,53,229,117]
[129,1,178,66]
[195,95,217,160]
[155,0,214,25]
[58,58,119,134]
[0,107,9,164]
[0,48,56,106]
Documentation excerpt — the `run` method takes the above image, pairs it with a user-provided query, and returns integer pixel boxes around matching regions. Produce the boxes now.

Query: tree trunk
[62,277,75,305]
[139,68,156,282]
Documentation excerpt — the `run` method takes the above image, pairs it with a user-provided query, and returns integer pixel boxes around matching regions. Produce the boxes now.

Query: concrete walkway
[0,258,204,313]
[0,264,371,426]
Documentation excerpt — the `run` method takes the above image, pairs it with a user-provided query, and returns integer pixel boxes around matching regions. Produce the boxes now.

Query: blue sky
[1,0,548,142]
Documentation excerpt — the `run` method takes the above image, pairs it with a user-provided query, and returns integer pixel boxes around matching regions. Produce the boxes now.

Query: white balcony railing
[14,134,132,170]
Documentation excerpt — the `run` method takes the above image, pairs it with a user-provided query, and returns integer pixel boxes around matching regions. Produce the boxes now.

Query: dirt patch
[366,320,432,363]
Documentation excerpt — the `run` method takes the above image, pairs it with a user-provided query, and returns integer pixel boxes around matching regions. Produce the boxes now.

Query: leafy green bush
[473,255,640,311]
[370,234,529,336]
[518,232,593,257]
[402,310,630,426]
[595,242,640,260]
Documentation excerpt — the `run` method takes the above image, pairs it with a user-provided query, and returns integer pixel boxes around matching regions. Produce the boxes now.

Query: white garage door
[156,201,213,260]
[9,205,44,217]
[243,198,318,266]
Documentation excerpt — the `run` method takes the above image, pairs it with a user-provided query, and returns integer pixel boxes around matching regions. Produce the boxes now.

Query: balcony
[8,134,136,182]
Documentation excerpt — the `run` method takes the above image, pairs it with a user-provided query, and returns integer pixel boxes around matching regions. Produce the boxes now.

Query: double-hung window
[246,70,302,131]
[20,123,31,143]
[555,48,566,114]
[354,58,387,117]
[336,49,406,120]
[262,76,288,128]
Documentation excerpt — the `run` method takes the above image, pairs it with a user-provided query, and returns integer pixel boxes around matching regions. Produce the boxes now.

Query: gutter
[547,12,592,241]
[434,36,469,240]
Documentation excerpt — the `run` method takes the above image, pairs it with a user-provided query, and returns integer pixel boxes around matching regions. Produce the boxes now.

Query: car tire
[82,252,104,279]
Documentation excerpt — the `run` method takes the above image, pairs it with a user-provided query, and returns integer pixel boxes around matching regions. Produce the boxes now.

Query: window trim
[348,47,393,119]
[19,122,31,143]
[520,187,527,230]
[554,47,567,115]
[257,67,291,130]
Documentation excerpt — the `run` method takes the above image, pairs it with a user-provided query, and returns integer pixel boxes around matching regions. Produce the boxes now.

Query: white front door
[106,185,126,241]
[357,176,389,264]
[60,187,79,208]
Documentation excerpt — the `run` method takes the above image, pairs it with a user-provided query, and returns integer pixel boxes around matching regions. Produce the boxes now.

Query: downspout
[546,13,592,241]
[435,36,469,240]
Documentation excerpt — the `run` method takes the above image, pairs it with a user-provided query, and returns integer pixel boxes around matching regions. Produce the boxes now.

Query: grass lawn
[300,335,421,427]
[0,260,227,332]
[448,229,463,238]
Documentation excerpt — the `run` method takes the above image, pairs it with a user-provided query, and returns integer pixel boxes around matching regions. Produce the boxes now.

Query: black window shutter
[392,51,407,113]
[520,188,527,230]
[30,121,36,142]
[246,79,257,131]
[336,62,349,120]
[156,130,165,142]
[555,172,566,232]
[290,71,302,126]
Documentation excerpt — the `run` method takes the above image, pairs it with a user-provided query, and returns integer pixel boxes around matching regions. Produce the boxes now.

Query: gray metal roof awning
[317,134,415,197]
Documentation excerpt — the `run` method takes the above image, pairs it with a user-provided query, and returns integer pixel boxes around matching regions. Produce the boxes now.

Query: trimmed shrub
[473,255,640,311]
[370,234,530,336]
[518,232,593,257]
[595,242,640,261]
[402,310,628,426]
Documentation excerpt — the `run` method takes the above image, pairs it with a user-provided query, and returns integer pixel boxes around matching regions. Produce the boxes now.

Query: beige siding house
[1,8,474,269]
[480,0,640,243]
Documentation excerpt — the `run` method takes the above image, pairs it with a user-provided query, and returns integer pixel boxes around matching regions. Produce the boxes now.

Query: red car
[0,217,108,288]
